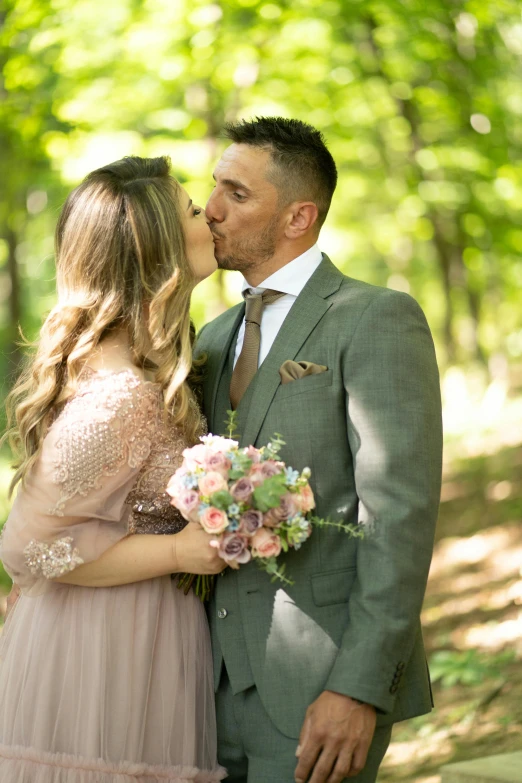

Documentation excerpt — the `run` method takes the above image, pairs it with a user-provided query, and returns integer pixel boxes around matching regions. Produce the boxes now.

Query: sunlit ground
[379,367,522,781]
[1,370,521,780]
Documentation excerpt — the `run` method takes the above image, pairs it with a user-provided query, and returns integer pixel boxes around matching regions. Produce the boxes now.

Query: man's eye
[233,192,246,201]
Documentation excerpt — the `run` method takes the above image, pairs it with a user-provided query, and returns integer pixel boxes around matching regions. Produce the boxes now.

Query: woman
[0,156,227,782]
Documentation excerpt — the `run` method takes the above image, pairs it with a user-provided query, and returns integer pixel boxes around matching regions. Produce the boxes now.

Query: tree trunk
[5,225,23,382]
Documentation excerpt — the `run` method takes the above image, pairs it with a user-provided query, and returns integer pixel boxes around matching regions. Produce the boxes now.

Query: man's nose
[205,188,223,223]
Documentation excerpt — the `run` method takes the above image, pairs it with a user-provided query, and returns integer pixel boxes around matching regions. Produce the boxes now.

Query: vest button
[217,608,228,619]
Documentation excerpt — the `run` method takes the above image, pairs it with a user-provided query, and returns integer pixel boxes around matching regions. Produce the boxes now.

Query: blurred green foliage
[1,0,522,557]
[429,648,516,688]
[2,0,522,373]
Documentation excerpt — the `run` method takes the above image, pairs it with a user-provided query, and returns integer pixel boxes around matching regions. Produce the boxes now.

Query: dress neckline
[80,365,161,389]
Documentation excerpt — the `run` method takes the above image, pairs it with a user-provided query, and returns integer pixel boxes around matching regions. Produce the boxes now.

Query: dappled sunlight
[442,368,522,462]
[266,588,337,661]
[429,525,522,580]
[460,611,522,654]
[422,577,522,626]
[383,730,453,769]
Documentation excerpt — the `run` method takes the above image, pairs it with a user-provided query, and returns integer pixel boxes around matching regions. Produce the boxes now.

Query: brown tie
[229,288,285,410]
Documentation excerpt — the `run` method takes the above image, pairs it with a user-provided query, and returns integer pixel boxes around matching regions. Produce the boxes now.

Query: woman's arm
[5,583,21,619]
[55,523,226,587]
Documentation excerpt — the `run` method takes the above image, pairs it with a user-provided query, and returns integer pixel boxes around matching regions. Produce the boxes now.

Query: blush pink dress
[0,369,225,783]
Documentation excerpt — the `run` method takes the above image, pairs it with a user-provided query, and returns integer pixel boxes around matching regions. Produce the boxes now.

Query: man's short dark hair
[223,117,338,228]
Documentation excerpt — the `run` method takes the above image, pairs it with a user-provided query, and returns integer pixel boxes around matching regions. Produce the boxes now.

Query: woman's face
[181,187,218,281]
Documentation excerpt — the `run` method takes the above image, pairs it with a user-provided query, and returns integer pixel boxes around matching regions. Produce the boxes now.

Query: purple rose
[239,510,264,536]
[263,493,296,527]
[259,460,283,478]
[174,489,201,522]
[203,451,231,477]
[218,533,251,567]
[230,477,254,503]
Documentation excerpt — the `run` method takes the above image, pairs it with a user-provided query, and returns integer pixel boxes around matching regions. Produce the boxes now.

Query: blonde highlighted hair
[5,156,204,494]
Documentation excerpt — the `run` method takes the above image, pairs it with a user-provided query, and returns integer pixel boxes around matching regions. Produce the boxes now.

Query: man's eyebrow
[212,174,252,194]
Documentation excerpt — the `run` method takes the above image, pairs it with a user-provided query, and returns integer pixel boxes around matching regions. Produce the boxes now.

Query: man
[197,117,443,783]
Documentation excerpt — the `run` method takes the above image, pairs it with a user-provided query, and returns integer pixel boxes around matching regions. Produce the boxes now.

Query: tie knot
[244,288,284,326]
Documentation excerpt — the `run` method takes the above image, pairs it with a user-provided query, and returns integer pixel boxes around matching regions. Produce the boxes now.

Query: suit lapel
[208,304,245,431]
[238,255,343,447]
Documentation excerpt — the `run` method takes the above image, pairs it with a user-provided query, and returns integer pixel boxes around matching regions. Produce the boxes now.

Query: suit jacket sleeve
[324,289,442,713]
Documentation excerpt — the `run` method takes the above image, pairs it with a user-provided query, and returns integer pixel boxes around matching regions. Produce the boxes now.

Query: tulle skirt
[0,577,226,782]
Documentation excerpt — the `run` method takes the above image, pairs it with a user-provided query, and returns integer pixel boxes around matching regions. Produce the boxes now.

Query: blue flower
[229,503,241,517]
[228,518,240,531]
[182,474,199,489]
[285,468,300,487]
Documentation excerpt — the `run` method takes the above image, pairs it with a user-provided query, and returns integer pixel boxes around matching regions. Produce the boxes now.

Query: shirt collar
[241,244,323,297]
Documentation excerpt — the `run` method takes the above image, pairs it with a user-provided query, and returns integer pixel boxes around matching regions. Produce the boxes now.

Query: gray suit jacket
[196,255,442,739]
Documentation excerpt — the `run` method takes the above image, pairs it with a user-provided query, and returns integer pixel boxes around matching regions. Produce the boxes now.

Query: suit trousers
[216,669,393,783]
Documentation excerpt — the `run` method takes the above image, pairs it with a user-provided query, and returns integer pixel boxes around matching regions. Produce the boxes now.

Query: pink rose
[174,489,201,522]
[249,467,266,487]
[182,443,211,471]
[230,477,254,503]
[166,470,186,501]
[251,528,282,559]
[295,483,315,513]
[239,510,264,536]
[199,507,229,535]
[245,445,261,464]
[218,533,251,568]
[198,471,228,497]
[203,451,231,477]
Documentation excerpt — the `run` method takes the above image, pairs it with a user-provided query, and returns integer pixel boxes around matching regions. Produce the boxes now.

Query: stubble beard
[214,214,279,274]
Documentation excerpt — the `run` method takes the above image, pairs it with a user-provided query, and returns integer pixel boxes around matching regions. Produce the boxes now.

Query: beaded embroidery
[49,370,159,517]
[22,369,205,579]
[23,536,84,579]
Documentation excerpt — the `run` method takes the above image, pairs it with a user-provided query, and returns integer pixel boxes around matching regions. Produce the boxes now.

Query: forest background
[1,1,522,781]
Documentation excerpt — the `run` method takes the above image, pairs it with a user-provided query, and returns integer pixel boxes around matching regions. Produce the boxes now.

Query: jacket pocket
[311,567,357,607]
[275,369,334,400]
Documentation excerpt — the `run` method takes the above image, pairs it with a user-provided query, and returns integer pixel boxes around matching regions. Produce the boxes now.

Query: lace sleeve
[0,370,162,594]
[49,371,158,516]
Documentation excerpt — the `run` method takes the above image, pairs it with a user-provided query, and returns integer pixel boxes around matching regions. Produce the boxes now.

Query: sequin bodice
[126,418,193,536]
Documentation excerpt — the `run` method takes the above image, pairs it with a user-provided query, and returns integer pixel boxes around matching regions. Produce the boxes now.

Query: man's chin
[216,255,242,272]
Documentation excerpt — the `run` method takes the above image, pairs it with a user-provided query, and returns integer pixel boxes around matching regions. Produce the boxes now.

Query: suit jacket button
[217,608,228,619]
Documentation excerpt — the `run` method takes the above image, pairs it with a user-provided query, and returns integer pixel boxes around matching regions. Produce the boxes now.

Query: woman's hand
[172,523,227,575]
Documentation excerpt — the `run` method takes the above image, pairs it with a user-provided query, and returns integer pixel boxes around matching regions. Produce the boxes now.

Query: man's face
[205,144,283,274]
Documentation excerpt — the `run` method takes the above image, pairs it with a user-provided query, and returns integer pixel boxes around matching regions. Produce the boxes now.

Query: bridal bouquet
[166,420,362,601]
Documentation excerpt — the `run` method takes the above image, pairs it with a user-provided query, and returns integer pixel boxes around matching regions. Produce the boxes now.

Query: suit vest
[209,324,258,693]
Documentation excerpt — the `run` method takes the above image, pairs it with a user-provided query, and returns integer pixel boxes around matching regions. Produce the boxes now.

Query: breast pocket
[311,567,357,607]
[275,369,334,400]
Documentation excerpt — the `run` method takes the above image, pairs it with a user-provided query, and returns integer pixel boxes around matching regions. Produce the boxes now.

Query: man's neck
[244,241,318,287]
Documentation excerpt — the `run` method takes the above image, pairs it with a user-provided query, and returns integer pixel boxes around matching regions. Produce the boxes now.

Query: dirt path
[379,444,522,782]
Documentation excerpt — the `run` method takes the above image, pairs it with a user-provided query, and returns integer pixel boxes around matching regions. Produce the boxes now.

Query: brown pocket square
[279,360,328,385]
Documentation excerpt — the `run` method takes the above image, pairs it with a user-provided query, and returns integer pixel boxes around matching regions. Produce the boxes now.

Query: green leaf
[209,490,234,510]
[252,474,287,512]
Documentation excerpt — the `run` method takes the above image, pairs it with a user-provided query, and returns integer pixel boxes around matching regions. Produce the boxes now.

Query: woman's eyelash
[193,208,202,216]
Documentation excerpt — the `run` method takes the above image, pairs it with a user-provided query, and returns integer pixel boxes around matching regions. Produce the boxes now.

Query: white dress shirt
[233,244,323,368]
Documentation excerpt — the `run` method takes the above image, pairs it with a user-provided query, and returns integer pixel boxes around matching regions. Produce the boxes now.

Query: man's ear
[284,202,319,239]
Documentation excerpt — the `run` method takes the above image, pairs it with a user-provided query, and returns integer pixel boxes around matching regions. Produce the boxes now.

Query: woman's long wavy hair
[5,155,204,495]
